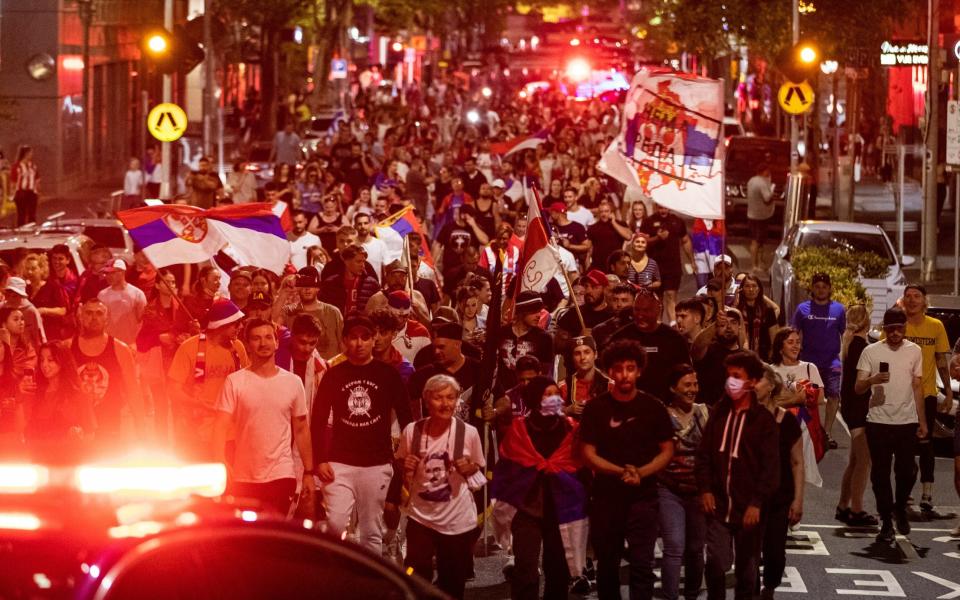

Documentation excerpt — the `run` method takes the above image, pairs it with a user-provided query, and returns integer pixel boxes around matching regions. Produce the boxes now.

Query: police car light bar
[75,463,227,500]
[0,464,49,494]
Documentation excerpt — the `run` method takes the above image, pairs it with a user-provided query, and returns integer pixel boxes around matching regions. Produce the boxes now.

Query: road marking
[825,568,905,596]
[800,523,955,532]
[913,572,960,599]
[779,566,808,593]
[946,552,960,560]
[786,531,830,555]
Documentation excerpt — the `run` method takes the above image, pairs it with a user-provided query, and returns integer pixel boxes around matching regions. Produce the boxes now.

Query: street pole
[922,0,940,282]
[78,0,93,183]
[955,60,960,295]
[160,0,174,200]
[202,0,215,160]
[785,0,800,236]
[831,72,839,212]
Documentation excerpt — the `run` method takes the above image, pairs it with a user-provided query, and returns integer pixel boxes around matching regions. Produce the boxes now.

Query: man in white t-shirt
[288,211,322,271]
[564,186,595,229]
[97,259,147,347]
[354,213,387,280]
[213,318,315,516]
[855,307,925,543]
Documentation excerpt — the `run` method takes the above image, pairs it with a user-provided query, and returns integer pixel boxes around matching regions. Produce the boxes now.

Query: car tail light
[0,464,49,494]
[0,511,42,531]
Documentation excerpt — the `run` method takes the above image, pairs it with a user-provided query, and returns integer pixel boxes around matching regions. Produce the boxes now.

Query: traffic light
[777,41,820,83]
[141,26,204,74]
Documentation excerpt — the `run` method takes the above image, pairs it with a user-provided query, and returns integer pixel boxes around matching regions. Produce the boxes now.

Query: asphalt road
[465,425,960,599]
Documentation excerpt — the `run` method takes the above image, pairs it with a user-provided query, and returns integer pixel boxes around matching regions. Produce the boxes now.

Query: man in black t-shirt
[557,269,613,336]
[580,339,675,600]
[588,200,632,273]
[408,322,482,421]
[640,204,693,324]
[434,205,488,283]
[547,201,591,266]
[610,289,691,402]
[496,292,553,390]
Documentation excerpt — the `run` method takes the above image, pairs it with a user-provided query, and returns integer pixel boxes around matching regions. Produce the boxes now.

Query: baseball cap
[295,266,321,288]
[582,269,609,288]
[882,307,908,327]
[102,259,127,273]
[570,335,597,352]
[811,272,831,286]
[343,313,375,335]
[515,291,544,314]
[230,267,253,282]
[712,255,733,268]
[4,277,28,298]
[247,291,273,310]
[491,179,506,189]
[387,290,412,311]
[384,260,406,274]
[547,201,567,213]
[434,322,464,341]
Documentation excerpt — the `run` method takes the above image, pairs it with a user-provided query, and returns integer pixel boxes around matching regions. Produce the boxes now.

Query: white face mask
[540,394,565,417]
[725,376,749,400]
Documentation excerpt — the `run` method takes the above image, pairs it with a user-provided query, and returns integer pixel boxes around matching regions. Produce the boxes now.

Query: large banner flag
[376,205,435,267]
[516,187,562,295]
[600,68,725,219]
[490,127,551,157]
[117,203,291,273]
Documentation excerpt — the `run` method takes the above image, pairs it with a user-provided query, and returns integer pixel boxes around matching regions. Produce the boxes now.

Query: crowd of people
[0,73,959,600]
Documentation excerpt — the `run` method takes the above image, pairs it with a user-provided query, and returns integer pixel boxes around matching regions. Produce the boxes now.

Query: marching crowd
[1,75,959,600]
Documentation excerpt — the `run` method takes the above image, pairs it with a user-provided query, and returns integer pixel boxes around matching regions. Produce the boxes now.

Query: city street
[467,429,960,599]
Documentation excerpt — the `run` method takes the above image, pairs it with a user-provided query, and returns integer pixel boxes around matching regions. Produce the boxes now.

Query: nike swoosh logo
[609,417,636,428]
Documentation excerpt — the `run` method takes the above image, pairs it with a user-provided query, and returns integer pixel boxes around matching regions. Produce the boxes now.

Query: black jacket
[319,271,380,316]
[695,395,780,526]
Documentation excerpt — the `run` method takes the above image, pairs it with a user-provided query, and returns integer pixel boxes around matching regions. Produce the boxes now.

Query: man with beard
[609,289,690,402]
[169,299,249,459]
[460,156,488,199]
[288,211,322,271]
[354,213,388,280]
[588,200,632,273]
[592,283,636,349]
[67,295,144,444]
[365,260,431,327]
[557,269,613,336]
[277,267,343,360]
[695,308,744,406]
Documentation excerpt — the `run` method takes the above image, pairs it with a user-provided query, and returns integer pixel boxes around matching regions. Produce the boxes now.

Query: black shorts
[660,269,682,292]
[749,218,769,244]
[840,395,868,430]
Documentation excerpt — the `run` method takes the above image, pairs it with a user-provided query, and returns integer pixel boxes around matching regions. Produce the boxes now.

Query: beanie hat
[387,290,412,311]
[207,299,244,330]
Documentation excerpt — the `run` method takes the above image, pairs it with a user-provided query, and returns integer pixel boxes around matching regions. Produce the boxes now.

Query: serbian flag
[117,203,291,274]
[376,205,435,267]
[490,127,550,157]
[491,418,588,578]
[515,187,562,296]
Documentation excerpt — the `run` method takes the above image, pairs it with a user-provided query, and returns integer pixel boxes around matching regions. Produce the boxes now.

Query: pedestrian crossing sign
[147,102,187,142]
[778,80,815,115]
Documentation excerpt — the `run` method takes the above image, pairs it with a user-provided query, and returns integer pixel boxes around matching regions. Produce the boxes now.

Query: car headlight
[725,184,740,197]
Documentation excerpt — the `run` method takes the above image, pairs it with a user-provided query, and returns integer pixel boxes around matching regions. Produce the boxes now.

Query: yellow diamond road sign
[147,102,187,142]
[778,80,815,115]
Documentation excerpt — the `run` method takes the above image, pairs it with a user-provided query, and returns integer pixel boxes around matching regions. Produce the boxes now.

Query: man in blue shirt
[792,272,846,449]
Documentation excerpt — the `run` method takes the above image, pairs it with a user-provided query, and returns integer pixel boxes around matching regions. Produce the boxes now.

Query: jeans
[322,462,394,553]
[404,519,478,600]
[511,508,570,600]
[918,396,937,484]
[704,516,763,600]
[657,487,706,600]
[229,478,296,516]
[865,422,919,520]
[591,493,659,600]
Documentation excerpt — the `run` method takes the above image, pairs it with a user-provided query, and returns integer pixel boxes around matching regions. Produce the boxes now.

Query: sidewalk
[0,182,122,228]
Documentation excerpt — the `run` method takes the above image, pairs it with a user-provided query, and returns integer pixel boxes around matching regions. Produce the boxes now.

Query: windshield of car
[726,140,790,170]
[82,226,126,249]
[797,229,897,265]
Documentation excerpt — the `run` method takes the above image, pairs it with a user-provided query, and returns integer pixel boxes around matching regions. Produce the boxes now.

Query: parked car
[722,116,746,143]
[769,220,907,322]
[38,217,136,264]
[301,109,345,158]
[0,226,92,275]
[724,136,790,227]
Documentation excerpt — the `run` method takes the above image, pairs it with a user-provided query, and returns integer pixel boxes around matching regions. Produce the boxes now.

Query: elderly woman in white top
[398,374,485,600]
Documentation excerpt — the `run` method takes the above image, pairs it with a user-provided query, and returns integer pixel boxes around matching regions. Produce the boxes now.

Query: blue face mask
[540,394,565,417]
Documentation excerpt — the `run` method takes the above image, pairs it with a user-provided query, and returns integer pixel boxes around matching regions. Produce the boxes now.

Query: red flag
[515,187,562,297]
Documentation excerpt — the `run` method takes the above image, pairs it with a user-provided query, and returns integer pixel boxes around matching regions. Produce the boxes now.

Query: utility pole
[202,0,215,160]
[160,0,174,200]
[923,0,940,282]
[78,0,94,183]
[783,0,800,236]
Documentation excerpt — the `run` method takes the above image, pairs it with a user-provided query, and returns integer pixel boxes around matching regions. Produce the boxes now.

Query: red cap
[584,269,609,287]
[547,201,567,213]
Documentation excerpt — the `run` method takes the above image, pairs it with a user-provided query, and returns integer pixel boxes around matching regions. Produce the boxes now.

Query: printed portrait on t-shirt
[78,362,109,405]
[418,451,452,502]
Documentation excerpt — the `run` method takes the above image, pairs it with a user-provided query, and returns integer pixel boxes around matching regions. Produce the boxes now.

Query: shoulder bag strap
[412,419,426,458]
[454,418,466,461]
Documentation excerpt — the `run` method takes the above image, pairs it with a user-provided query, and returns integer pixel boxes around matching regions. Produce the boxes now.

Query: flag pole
[403,234,415,295]
[530,187,586,334]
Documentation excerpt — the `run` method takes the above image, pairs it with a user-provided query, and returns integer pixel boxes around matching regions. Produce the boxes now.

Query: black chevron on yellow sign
[778,80,815,116]
[147,102,188,143]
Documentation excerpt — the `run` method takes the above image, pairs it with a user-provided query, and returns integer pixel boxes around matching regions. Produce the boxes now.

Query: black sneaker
[570,575,591,595]
[920,494,934,513]
[826,434,838,450]
[894,509,911,535]
[877,520,895,543]
[847,511,879,527]
[835,506,851,524]
[583,557,596,582]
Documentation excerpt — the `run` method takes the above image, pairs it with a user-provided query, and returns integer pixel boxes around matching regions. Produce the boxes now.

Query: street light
[147,34,168,54]
[798,44,817,65]
[565,58,591,82]
[820,60,838,75]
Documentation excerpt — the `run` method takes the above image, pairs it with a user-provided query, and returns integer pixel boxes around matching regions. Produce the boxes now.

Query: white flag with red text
[516,188,562,295]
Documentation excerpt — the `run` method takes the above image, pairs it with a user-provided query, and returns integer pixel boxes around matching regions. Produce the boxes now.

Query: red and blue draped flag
[490,127,551,157]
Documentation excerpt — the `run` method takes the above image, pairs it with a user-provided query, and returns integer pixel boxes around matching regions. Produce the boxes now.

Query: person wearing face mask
[491,375,589,599]
[658,364,709,600]
[695,351,779,600]
[580,340,675,600]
